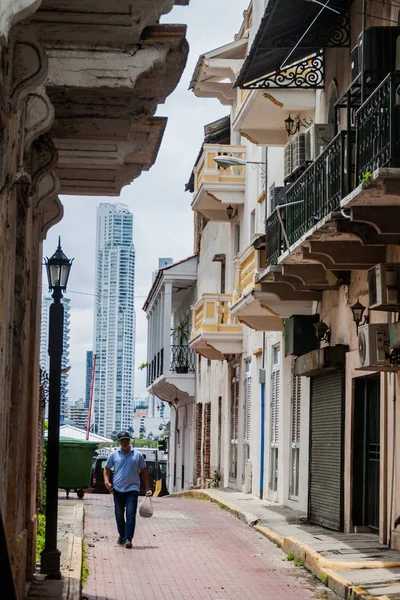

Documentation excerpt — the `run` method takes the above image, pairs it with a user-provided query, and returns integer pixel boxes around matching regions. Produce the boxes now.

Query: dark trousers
[113,490,139,542]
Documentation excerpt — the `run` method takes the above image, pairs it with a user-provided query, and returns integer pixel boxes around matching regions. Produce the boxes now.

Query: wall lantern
[284,114,313,137]
[350,299,367,335]
[226,205,238,220]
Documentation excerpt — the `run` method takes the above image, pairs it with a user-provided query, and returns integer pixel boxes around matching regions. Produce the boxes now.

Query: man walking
[104,431,151,548]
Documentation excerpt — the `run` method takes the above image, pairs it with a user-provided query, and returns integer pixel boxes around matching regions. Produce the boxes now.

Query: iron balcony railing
[266,71,400,267]
[357,71,400,181]
[170,345,196,374]
[266,130,347,266]
[147,348,164,387]
[147,345,195,386]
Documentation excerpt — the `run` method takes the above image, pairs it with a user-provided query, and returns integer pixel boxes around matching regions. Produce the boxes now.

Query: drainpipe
[260,147,269,500]
[260,332,266,499]
[361,0,367,104]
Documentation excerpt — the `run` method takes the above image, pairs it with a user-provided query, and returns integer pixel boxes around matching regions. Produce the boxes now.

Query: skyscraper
[40,296,71,424]
[93,203,136,437]
[85,351,93,410]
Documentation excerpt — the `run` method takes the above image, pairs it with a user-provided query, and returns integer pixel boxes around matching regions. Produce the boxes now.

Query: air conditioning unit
[368,263,400,311]
[351,45,359,82]
[270,186,289,212]
[358,27,400,86]
[305,124,335,162]
[292,132,307,171]
[358,323,390,369]
[284,140,293,181]
[244,459,252,494]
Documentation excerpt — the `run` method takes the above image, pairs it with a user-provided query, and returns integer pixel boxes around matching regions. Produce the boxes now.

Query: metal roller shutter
[309,370,344,531]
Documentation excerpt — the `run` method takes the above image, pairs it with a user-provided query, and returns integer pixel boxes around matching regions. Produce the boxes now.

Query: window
[289,375,301,499]
[250,210,256,239]
[242,358,252,484]
[234,224,240,256]
[244,359,251,446]
[269,345,280,493]
[230,366,240,480]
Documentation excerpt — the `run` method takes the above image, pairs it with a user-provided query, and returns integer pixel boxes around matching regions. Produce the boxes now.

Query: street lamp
[41,238,73,579]
[213,154,266,175]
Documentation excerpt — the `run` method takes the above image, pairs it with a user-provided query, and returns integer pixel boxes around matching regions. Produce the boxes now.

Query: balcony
[190,294,242,360]
[147,345,196,404]
[230,244,319,331]
[262,74,400,288]
[233,88,316,146]
[191,144,246,221]
[144,254,197,405]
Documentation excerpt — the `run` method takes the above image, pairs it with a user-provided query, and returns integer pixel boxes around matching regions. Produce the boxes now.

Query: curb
[62,502,84,600]
[170,489,260,526]
[172,490,375,600]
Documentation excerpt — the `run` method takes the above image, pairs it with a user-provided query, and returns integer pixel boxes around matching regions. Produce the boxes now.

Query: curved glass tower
[93,203,136,437]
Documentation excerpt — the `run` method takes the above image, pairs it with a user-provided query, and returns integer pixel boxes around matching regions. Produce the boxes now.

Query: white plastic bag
[139,494,153,518]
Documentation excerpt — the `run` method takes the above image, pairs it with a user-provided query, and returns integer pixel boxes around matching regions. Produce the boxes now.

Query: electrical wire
[41,283,171,300]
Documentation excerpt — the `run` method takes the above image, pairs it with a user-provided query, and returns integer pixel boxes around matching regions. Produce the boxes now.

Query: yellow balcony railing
[191,294,242,338]
[194,144,246,193]
[234,243,267,301]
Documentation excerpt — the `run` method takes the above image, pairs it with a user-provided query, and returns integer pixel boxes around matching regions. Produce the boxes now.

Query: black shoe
[117,537,124,545]
[125,540,132,549]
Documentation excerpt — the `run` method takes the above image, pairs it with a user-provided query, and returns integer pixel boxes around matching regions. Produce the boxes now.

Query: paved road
[82,494,336,600]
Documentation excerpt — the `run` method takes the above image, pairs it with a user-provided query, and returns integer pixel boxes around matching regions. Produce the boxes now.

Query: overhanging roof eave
[235,0,351,89]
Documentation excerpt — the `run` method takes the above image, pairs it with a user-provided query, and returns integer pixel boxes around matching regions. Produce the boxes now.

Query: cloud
[43,0,248,402]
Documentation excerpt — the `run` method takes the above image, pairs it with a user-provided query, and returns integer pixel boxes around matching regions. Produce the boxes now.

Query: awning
[236,0,351,89]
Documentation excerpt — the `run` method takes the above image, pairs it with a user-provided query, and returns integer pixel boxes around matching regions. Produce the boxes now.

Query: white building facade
[93,203,136,437]
[40,296,71,424]
[186,1,314,513]
[144,256,197,493]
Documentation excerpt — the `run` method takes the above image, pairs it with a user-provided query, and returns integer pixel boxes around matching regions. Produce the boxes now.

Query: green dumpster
[58,438,99,499]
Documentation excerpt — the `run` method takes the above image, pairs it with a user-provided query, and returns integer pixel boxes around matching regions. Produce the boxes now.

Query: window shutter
[244,376,251,444]
[271,367,280,447]
[231,371,239,442]
[292,375,301,447]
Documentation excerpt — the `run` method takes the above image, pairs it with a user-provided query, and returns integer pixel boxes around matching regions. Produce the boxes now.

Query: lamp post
[41,238,73,579]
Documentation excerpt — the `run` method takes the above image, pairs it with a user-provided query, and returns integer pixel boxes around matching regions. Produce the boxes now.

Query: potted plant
[172,318,190,373]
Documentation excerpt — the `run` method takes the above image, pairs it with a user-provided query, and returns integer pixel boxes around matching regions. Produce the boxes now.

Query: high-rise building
[40,296,71,424]
[93,203,136,437]
[67,398,87,430]
[85,351,93,410]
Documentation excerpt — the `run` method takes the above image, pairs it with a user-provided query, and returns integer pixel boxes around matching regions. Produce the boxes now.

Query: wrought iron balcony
[147,345,196,387]
[170,345,196,374]
[357,71,400,180]
[265,72,400,268]
[266,130,347,266]
[146,349,164,387]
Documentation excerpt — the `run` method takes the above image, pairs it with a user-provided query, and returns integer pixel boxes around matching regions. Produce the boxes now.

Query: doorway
[353,376,380,531]
[230,366,240,481]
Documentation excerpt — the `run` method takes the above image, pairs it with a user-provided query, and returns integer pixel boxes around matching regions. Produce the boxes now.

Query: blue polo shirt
[105,446,146,493]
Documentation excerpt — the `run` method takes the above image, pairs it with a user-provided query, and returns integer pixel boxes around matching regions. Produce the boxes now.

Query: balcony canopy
[235,0,351,90]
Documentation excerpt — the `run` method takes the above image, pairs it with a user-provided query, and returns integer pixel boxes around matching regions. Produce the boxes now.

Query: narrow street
[82,495,337,600]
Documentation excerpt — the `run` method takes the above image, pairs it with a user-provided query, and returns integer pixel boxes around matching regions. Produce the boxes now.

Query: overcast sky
[43,0,249,403]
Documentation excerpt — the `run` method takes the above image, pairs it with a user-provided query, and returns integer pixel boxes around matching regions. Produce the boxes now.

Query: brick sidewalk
[82,494,335,600]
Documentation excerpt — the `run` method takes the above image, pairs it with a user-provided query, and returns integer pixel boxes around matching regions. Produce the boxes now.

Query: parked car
[90,448,167,495]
